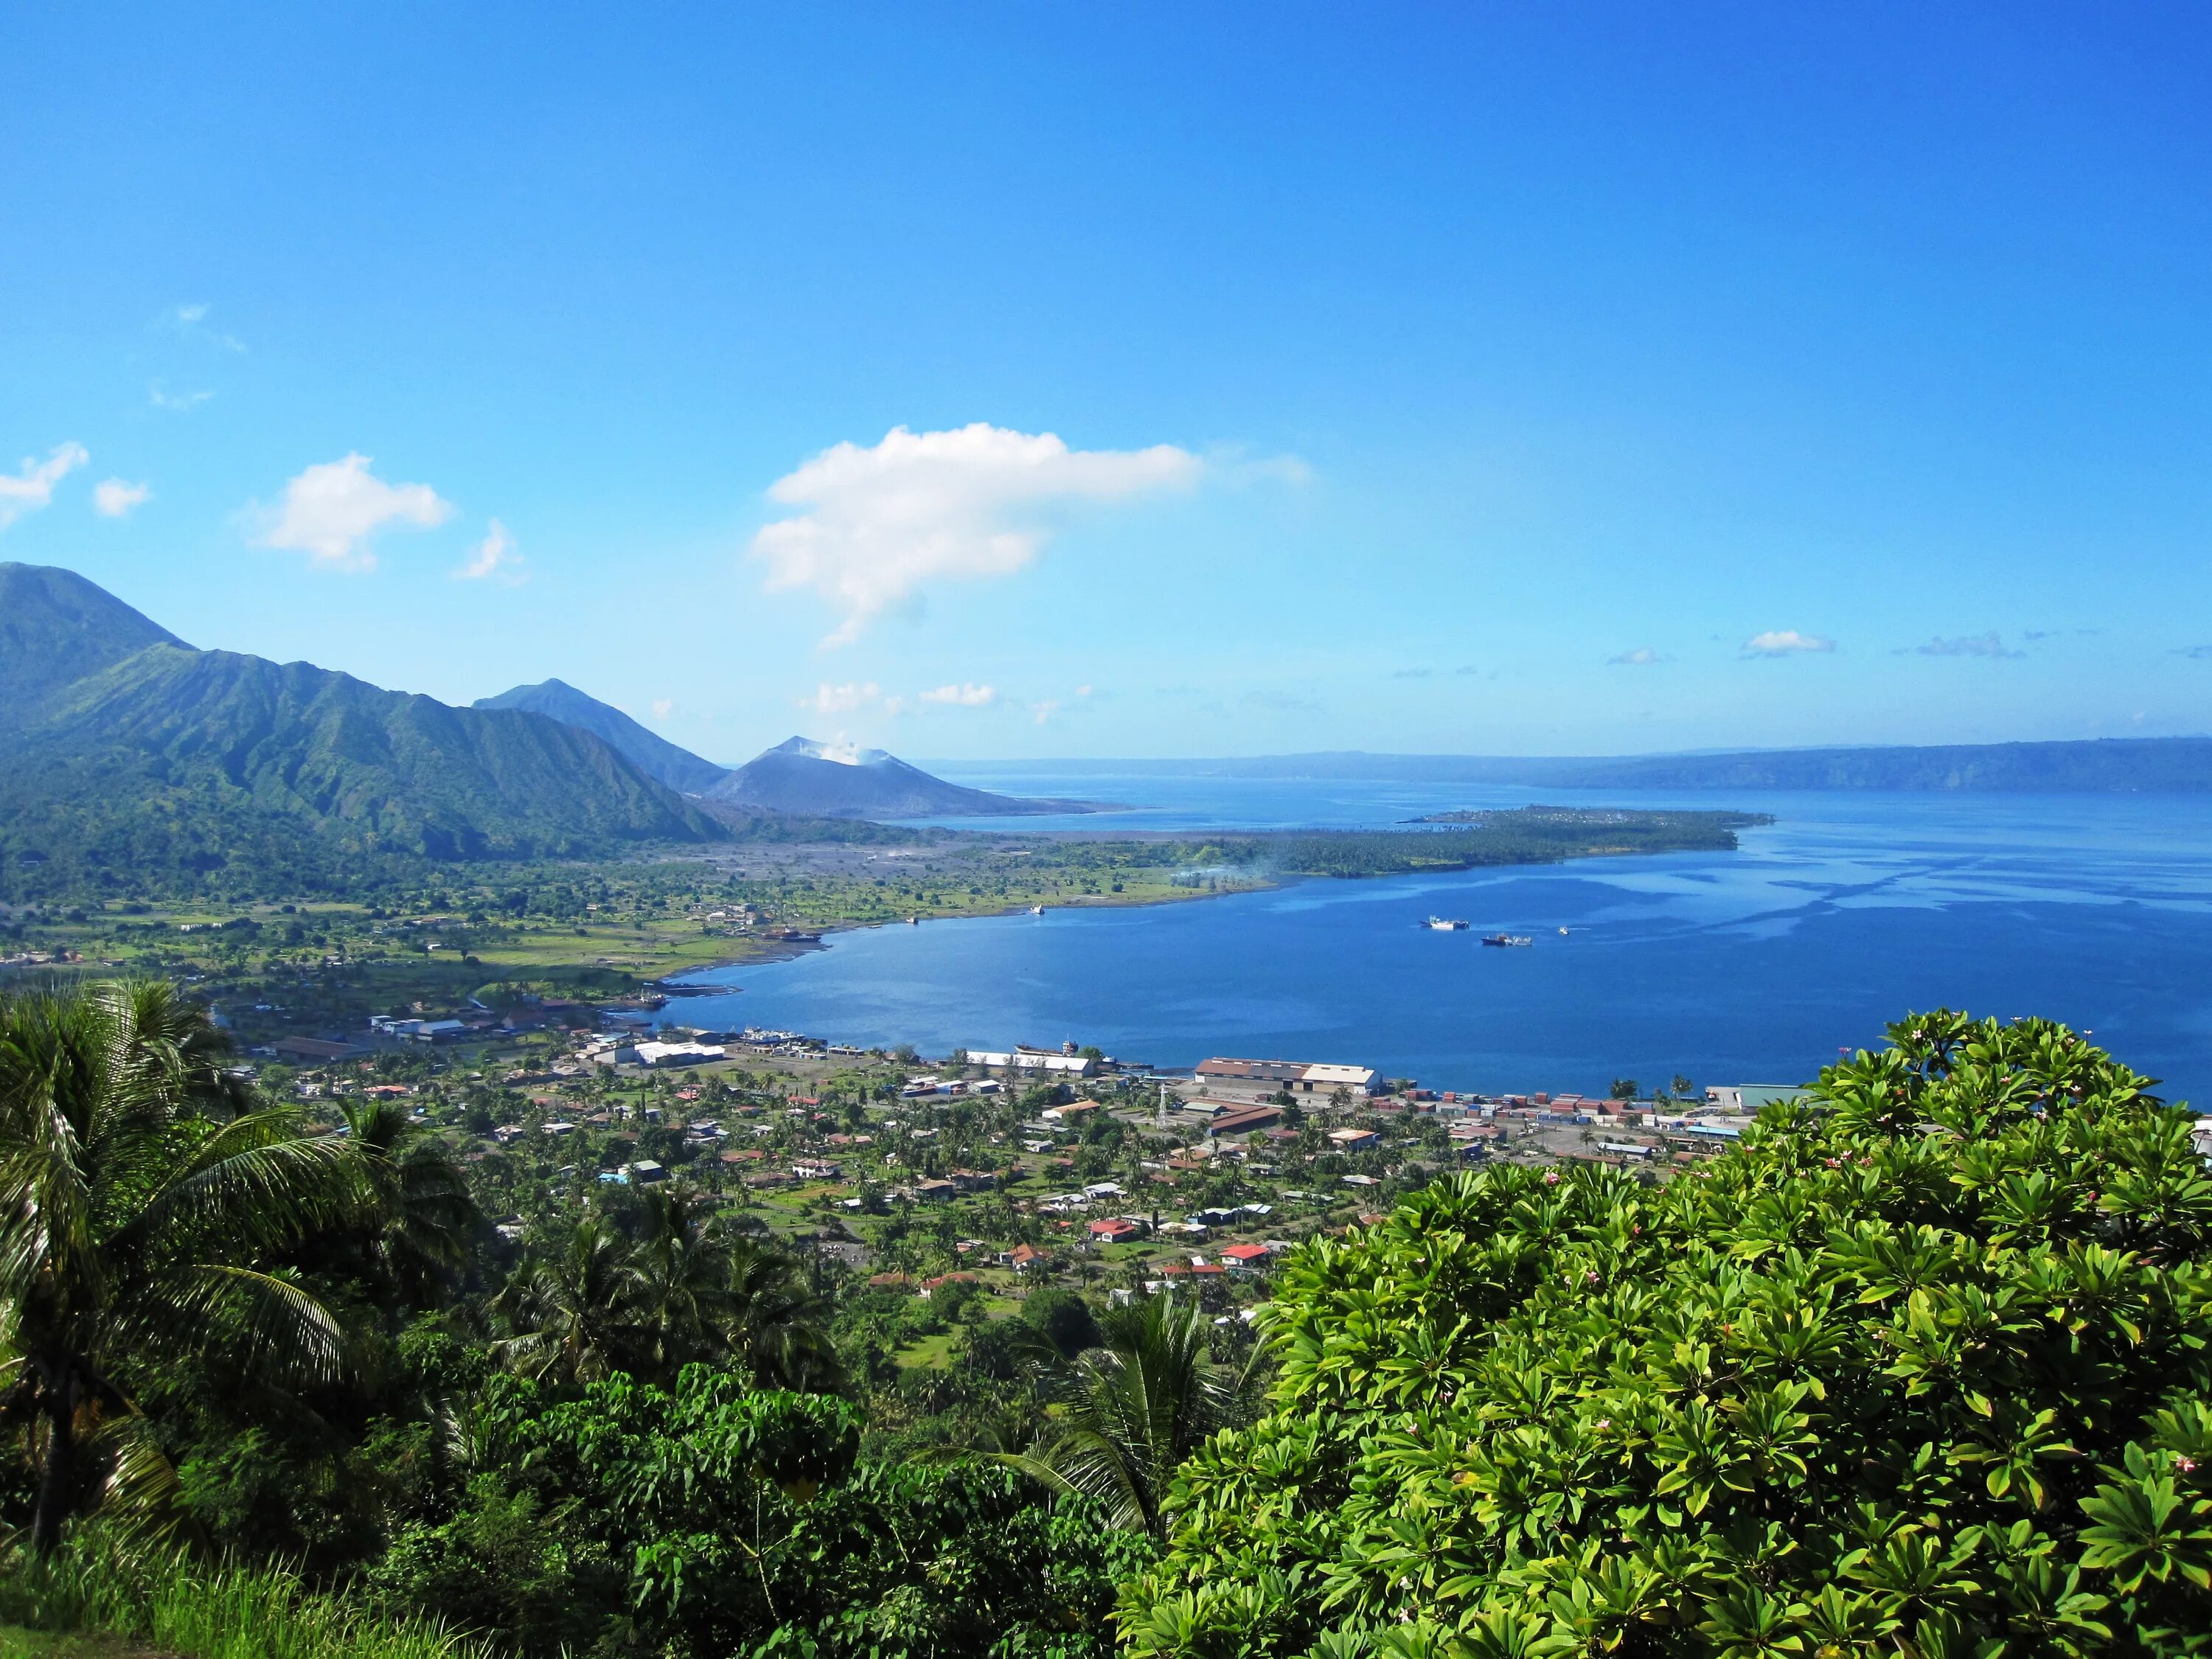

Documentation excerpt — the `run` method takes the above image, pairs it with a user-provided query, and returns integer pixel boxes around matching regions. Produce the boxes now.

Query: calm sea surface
[664,776,2212,1105]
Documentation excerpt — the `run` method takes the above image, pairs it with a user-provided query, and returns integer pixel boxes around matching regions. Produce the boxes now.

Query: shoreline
[653,821,1759,994]
[658,874,1290,989]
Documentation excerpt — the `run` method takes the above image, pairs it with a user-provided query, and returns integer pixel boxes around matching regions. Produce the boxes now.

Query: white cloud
[0,442,89,531]
[883,695,909,716]
[1608,646,1666,667]
[1075,684,1093,698]
[1031,699,1062,725]
[751,422,1202,645]
[256,453,453,571]
[94,479,151,518]
[148,381,215,414]
[919,683,997,707]
[1742,630,1834,658]
[454,518,525,582]
[807,681,880,714]
[650,699,674,720]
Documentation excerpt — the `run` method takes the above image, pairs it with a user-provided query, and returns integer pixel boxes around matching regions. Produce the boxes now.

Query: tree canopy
[1121,1012,2212,1658]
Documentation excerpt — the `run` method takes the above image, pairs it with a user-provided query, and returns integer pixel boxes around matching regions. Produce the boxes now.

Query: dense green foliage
[0,978,359,1554]
[987,1297,1251,1540]
[0,977,1145,1658]
[1123,1013,2212,1656]
[364,1367,1147,1656]
[16,963,2211,1658]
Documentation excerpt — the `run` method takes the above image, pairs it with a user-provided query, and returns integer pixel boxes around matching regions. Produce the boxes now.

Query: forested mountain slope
[474,677,731,795]
[0,563,721,894]
[0,560,187,725]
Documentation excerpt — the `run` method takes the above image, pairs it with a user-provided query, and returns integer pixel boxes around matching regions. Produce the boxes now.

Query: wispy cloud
[1742,630,1834,658]
[454,518,525,583]
[1030,699,1062,724]
[807,681,880,714]
[254,453,453,571]
[751,422,1203,646]
[1245,689,1321,714]
[167,301,246,352]
[0,442,88,531]
[93,478,151,518]
[1904,631,2023,659]
[1608,646,1667,667]
[920,683,998,707]
[2174,645,2212,661]
[650,699,674,720]
[1391,667,1438,680]
[147,380,215,414]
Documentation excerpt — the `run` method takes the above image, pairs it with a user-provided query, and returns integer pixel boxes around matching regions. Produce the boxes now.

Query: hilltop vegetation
[1122,1012,2212,1657]
[4,988,2208,1657]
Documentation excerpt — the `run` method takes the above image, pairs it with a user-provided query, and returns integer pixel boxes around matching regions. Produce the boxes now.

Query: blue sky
[5,4,2210,763]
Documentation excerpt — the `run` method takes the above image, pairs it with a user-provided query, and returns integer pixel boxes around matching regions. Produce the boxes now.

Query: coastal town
[241,985,1801,1338]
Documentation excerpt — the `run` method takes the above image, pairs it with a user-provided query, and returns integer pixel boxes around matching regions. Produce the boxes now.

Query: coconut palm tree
[0,978,358,1554]
[631,1184,735,1380]
[723,1235,839,1391]
[330,1097,480,1312]
[992,1293,1243,1537]
[487,1215,645,1385]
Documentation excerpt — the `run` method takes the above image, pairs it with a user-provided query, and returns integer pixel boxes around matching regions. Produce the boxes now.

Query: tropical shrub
[369,1363,1150,1657]
[1120,1012,2212,1658]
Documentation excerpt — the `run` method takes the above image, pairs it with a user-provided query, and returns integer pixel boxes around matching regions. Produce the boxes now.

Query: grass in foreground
[0,1540,492,1659]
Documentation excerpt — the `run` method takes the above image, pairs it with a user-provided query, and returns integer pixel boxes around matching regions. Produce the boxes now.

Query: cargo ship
[1481,933,1534,947]
[1425,917,1470,931]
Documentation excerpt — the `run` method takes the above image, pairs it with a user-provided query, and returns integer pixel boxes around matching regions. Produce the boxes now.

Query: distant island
[1256,805,1768,877]
[966,737,2212,793]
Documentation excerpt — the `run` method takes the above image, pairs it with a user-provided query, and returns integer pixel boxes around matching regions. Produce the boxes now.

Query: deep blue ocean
[663,775,2212,1106]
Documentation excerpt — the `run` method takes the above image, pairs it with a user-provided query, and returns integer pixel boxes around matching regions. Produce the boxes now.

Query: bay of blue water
[666,776,2212,1106]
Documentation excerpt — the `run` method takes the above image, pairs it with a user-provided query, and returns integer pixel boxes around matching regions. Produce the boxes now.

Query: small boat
[1558,926,1570,936]
[1481,933,1534,947]
[908,916,920,925]
[764,928,824,944]
[1425,917,1469,931]
[1031,905,1046,915]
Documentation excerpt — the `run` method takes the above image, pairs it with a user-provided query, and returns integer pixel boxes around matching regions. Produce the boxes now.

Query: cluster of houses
[900,1074,1006,1099]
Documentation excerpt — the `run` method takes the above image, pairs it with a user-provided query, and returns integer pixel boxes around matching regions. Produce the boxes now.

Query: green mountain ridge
[0,560,187,726]
[473,677,731,794]
[0,563,723,897]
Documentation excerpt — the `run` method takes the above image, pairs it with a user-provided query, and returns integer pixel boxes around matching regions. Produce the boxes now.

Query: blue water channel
[659,777,2212,1105]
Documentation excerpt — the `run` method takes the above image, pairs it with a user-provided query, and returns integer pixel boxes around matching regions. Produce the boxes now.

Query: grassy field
[894,1331,959,1369]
